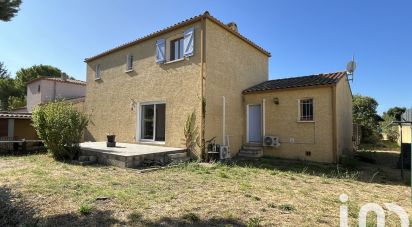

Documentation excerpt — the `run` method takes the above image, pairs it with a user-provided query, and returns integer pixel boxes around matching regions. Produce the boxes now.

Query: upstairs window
[126,54,133,71]
[95,64,101,79]
[299,98,314,121]
[170,37,184,61]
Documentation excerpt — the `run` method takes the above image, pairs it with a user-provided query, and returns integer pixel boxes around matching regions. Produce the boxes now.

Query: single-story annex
[83,11,353,163]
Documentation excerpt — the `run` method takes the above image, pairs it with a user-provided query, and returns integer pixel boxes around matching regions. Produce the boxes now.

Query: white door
[248,104,262,143]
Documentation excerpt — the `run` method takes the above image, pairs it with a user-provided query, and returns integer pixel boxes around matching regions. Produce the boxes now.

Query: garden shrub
[32,101,88,161]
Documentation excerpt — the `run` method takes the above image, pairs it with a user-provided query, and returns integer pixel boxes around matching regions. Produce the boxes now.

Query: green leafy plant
[184,111,199,158]
[79,203,92,215]
[246,217,261,227]
[32,101,88,161]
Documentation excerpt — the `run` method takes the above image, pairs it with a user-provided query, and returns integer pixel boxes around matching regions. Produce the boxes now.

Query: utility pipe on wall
[222,96,226,146]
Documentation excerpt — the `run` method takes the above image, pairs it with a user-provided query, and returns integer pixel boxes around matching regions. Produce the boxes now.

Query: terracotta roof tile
[84,11,270,62]
[0,112,32,119]
[243,71,347,94]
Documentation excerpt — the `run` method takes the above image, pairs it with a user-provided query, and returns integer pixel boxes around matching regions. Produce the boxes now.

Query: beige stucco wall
[14,119,38,140]
[204,20,269,155]
[335,77,353,157]
[84,21,202,148]
[244,87,335,163]
[399,126,412,144]
[27,79,86,112]
[27,80,42,112]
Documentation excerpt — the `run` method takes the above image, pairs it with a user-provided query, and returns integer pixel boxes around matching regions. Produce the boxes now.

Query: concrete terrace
[79,142,187,168]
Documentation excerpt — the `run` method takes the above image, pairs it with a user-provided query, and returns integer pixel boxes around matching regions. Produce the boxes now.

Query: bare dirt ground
[0,152,410,226]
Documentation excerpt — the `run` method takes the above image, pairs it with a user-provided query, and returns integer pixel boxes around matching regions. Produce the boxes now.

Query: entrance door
[140,103,166,142]
[248,104,262,143]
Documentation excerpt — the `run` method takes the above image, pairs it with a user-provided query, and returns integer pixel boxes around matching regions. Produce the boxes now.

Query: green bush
[32,101,88,161]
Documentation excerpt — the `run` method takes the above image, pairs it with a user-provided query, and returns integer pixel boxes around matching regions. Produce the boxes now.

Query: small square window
[170,37,184,61]
[126,54,133,71]
[299,98,313,121]
[95,64,101,79]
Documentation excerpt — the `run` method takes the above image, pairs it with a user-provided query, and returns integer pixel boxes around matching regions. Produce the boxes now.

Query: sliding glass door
[140,103,166,142]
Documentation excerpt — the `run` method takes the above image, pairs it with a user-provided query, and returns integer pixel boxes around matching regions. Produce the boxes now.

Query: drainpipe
[222,96,226,146]
[200,15,206,160]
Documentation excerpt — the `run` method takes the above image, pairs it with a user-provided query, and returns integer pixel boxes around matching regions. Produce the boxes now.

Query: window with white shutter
[183,27,194,57]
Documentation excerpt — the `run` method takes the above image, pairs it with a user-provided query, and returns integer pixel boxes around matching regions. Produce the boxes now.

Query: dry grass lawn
[0,152,410,226]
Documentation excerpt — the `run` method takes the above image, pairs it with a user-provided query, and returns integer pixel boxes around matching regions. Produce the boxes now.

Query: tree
[7,95,25,111]
[0,77,18,110]
[0,0,22,22]
[0,62,10,79]
[353,95,380,143]
[384,107,406,121]
[14,64,62,96]
[32,101,89,161]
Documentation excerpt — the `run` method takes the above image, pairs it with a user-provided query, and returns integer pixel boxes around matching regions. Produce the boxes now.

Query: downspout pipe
[200,15,206,160]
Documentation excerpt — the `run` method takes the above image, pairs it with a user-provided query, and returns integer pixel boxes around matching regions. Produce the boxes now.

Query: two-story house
[84,11,353,163]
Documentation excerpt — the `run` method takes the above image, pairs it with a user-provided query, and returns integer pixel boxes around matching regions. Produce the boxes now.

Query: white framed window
[126,54,133,71]
[170,37,184,61]
[298,98,314,121]
[95,64,101,80]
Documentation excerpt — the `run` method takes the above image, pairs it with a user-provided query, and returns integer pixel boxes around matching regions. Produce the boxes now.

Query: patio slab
[79,142,186,168]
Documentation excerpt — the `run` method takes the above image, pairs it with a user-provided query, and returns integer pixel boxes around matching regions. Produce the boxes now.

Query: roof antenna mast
[346,55,356,82]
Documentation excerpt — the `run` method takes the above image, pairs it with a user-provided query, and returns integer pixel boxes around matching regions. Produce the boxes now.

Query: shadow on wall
[0,186,246,227]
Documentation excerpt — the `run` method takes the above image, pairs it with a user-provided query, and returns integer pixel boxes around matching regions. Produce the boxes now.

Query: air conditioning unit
[220,146,231,159]
[263,136,280,147]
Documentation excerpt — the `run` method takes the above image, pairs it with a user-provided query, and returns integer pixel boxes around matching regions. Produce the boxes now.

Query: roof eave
[243,83,336,95]
[84,12,271,63]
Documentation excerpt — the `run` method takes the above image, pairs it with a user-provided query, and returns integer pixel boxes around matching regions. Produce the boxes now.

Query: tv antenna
[346,55,356,82]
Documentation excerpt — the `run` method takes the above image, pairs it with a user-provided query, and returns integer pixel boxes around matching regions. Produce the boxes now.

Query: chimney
[61,73,68,81]
[226,22,238,32]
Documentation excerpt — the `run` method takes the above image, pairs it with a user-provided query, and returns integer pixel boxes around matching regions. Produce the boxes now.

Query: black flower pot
[107,135,116,147]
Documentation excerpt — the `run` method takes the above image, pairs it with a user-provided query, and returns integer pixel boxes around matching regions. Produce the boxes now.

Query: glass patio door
[141,103,165,142]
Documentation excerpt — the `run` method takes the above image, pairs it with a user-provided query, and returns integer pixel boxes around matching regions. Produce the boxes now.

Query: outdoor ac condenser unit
[263,136,280,147]
[220,146,230,159]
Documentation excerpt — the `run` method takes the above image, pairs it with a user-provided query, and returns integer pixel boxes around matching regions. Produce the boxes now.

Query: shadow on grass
[0,186,246,227]
[231,153,409,186]
[134,217,246,227]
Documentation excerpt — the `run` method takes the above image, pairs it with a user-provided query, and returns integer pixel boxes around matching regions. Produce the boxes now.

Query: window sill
[165,58,184,64]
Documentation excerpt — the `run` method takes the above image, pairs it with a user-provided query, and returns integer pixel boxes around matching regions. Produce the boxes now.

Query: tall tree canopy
[353,95,381,143]
[14,64,62,96]
[0,62,10,79]
[384,107,406,121]
[0,0,22,22]
[0,77,18,110]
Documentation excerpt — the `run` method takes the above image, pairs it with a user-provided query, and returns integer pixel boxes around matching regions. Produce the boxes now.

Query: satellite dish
[346,56,357,74]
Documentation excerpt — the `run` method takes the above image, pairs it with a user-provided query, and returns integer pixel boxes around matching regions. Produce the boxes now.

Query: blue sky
[0,0,411,113]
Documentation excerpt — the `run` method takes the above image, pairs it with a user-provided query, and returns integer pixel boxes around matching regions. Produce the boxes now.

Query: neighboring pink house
[26,75,86,112]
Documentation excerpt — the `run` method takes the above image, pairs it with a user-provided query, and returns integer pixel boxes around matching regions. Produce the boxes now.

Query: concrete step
[238,149,263,158]
[242,145,263,151]
[168,152,188,159]
[167,152,190,163]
